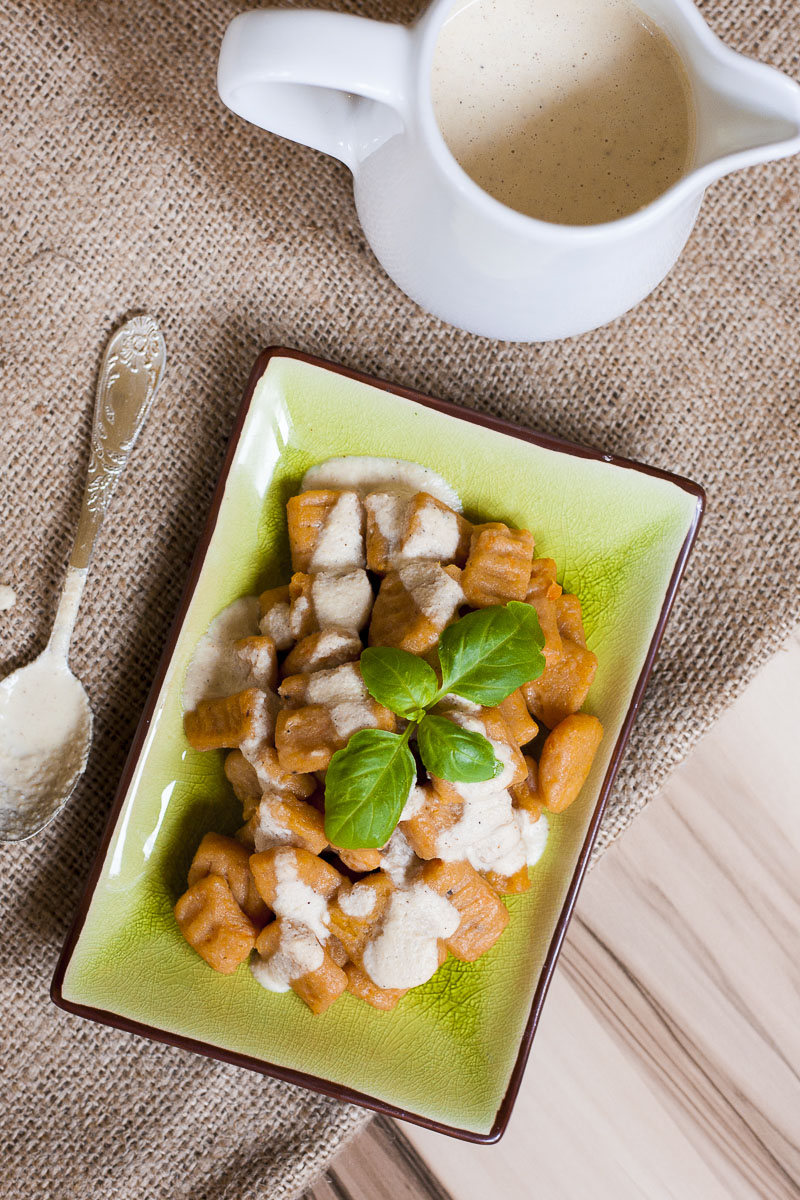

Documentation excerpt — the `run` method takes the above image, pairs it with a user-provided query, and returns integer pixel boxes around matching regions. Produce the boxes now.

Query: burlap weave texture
[1,0,798,1196]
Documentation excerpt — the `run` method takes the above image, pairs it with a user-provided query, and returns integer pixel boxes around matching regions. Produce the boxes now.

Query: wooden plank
[307,1117,456,1200]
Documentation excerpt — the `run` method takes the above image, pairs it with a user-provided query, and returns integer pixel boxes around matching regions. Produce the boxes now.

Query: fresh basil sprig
[323,602,545,850]
[359,646,437,720]
[417,714,504,784]
[437,601,546,706]
[324,729,416,850]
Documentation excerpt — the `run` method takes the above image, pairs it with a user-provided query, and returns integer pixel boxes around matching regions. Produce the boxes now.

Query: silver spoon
[0,314,166,842]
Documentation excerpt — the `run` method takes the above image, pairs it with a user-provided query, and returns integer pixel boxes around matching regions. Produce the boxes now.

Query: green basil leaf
[416,714,503,783]
[437,601,545,706]
[360,646,438,718]
[323,729,416,849]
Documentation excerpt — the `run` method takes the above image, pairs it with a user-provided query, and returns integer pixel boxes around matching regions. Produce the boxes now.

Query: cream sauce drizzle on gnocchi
[433,714,545,876]
[182,596,261,710]
[305,663,379,739]
[181,455,561,1006]
[397,561,464,626]
[361,883,460,989]
[308,491,365,573]
[250,919,324,992]
[270,848,331,943]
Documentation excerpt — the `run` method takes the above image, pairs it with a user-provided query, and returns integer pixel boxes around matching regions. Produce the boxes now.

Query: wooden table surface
[307,627,800,1200]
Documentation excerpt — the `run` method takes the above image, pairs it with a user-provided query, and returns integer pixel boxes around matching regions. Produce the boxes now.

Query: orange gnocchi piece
[509,754,544,819]
[235,744,316,805]
[286,489,365,573]
[223,749,261,812]
[187,832,270,926]
[483,866,531,895]
[276,662,396,772]
[254,920,348,1015]
[249,846,343,910]
[400,780,463,860]
[421,859,509,962]
[282,628,363,676]
[522,589,597,728]
[364,490,472,573]
[496,688,539,747]
[327,874,395,964]
[538,713,603,813]
[525,558,563,664]
[251,792,328,855]
[523,639,598,729]
[461,523,534,608]
[174,874,257,974]
[184,688,272,752]
[555,592,588,646]
[368,562,464,657]
[274,705,342,773]
[332,846,383,873]
[402,492,472,566]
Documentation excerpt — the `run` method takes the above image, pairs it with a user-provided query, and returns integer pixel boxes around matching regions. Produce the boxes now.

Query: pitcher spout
[687,40,800,176]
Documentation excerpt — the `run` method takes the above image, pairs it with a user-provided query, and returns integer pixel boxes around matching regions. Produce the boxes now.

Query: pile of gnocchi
[176,467,603,1014]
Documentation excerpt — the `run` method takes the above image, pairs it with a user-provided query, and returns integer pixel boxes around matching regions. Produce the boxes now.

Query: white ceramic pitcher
[218,0,800,341]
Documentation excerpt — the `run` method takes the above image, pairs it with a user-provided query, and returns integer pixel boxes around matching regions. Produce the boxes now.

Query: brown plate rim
[51,346,705,1143]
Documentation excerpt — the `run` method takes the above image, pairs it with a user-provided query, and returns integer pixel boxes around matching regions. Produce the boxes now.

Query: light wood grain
[311,629,800,1200]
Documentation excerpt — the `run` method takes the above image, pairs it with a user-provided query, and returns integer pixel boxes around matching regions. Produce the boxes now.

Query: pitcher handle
[217,10,412,169]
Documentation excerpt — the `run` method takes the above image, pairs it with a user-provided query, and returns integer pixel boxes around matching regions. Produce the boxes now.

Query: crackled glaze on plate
[53,351,702,1138]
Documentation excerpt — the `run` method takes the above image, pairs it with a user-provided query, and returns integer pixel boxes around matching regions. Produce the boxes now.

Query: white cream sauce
[270,848,331,943]
[379,826,422,888]
[237,689,280,761]
[433,714,529,876]
[362,883,460,989]
[432,0,695,225]
[310,569,373,631]
[0,650,92,834]
[308,491,365,573]
[516,808,549,866]
[182,596,261,710]
[436,786,526,876]
[260,601,293,651]
[338,882,378,918]
[305,662,378,739]
[253,793,296,852]
[401,785,429,821]
[365,492,406,547]
[250,919,325,992]
[236,638,276,691]
[397,561,464,627]
[303,456,462,512]
[0,585,16,611]
[402,502,461,562]
[289,593,312,641]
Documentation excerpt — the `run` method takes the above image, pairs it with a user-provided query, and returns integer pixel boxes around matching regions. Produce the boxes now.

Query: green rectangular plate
[53,349,703,1141]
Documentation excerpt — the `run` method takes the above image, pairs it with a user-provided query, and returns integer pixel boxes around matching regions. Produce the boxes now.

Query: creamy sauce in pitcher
[431,0,695,224]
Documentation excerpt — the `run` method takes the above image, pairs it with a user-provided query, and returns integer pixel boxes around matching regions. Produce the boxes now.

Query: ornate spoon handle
[70,314,167,571]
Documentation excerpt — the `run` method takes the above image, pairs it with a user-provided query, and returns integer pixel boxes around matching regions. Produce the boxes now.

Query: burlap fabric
[1,0,798,1195]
